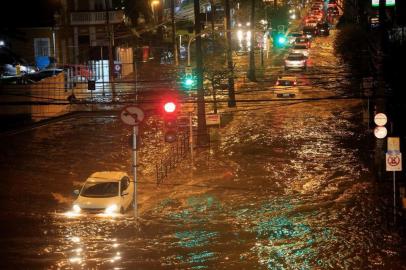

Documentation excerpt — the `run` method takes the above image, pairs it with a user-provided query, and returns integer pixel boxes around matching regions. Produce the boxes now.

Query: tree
[113,0,152,27]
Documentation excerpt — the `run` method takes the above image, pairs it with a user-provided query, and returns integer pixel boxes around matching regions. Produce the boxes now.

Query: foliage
[113,0,152,27]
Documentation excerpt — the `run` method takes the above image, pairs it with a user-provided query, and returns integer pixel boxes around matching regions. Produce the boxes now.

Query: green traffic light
[185,77,194,86]
[278,36,286,45]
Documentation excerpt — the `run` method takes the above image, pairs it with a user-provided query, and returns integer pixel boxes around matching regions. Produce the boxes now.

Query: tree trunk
[194,0,209,146]
[225,0,236,106]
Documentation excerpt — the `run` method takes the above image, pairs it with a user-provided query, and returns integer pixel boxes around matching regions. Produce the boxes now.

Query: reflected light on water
[110,252,122,263]
[71,236,81,243]
[69,256,82,264]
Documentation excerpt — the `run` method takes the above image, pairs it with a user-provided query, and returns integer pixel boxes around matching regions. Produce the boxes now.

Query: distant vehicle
[328,0,337,8]
[288,32,304,45]
[0,47,36,77]
[284,53,307,71]
[306,19,319,27]
[72,171,134,215]
[295,37,311,48]
[273,76,299,97]
[303,26,319,38]
[290,44,309,57]
[327,6,339,16]
[317,22,330,36]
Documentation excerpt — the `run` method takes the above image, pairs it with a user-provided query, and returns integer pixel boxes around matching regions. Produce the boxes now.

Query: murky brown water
[0,31,405,269]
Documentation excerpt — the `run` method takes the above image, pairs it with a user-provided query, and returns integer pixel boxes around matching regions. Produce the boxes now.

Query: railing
[70,10,124,25]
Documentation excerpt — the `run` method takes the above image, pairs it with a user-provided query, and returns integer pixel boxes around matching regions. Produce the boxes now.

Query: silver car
[284,53,307,71]
[290,44,309,58]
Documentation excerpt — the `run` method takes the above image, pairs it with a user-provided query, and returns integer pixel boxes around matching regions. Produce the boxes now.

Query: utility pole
[105,0,116,99]
[194,0,209,146]
[247,0,256,81]
[171,0,178,65]
[225,0,236,107]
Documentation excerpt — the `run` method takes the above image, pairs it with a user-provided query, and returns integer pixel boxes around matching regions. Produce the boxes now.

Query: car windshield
[277,80,295,86]
[80,181,119,198]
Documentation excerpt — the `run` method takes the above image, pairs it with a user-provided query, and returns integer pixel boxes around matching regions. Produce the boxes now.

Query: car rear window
[294,45,307,49]
[287,55,305,60]
[277,80,295,86]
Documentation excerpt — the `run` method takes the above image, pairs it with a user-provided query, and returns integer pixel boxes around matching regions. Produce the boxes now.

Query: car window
[294,45,307,49]
[120,177,130,192]
[81,181,119,198]
[287,55,305,60]
[277,80,295,86]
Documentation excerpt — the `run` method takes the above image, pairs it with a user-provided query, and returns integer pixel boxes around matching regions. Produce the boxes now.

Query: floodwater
[0,31,405,269]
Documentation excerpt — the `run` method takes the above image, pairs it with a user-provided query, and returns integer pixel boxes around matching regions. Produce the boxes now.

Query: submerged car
[273,76,299,97]
[72,171,134,215]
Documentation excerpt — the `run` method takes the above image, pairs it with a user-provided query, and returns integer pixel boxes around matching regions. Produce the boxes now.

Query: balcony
[70,10,124,25]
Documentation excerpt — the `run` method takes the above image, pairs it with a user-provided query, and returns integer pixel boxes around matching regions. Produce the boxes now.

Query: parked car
[72,171,134,215]
[317,22,330,36]
[273,76,299,97]
[284,53,307,71]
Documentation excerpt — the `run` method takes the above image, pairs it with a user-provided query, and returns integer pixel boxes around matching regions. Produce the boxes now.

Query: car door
[120,177,131,210]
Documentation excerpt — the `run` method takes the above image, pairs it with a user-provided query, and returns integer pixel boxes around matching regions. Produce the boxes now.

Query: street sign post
[120,106,144,218]
[386,151,402,224]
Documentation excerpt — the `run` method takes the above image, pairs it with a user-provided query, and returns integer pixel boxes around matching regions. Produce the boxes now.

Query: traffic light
[180,66,197,90]
[162,100,178,143]
[273,33,287,48]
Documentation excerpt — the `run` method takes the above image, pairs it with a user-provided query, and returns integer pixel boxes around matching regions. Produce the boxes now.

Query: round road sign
[374,126,387,139]
[374,113,387,126]
[120,106,144,126]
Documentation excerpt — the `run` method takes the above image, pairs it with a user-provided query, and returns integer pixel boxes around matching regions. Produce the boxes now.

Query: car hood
[74,196,120,209]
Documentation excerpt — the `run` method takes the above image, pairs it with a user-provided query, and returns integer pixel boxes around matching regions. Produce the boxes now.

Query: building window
[94,0,105,10]
[34,38,51,57]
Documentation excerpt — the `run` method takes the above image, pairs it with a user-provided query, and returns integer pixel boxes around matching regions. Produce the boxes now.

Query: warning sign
[386,153,402,171]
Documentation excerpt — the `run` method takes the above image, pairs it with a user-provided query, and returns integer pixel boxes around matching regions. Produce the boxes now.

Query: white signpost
[120,105,144,218]
[386,136,402,223]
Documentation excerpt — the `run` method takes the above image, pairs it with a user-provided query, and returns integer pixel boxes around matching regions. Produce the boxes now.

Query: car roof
[87,171,129,182]
[278,76,298,81]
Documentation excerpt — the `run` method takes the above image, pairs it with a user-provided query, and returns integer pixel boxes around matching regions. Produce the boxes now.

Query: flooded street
[0,31,405,269]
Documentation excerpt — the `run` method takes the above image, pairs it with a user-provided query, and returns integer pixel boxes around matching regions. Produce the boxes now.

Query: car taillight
[294,81,297,85]
[276,81,280,86]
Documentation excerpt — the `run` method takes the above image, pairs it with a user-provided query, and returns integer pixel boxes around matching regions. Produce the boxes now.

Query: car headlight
[73,204,81,213]
[105,204,118,214]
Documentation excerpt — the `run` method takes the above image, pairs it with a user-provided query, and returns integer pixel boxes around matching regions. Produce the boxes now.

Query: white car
[290,44,309,58]
[287,32,303,45]
[285,53,307,71]
[273,76,299,97]
[72,171,134,215]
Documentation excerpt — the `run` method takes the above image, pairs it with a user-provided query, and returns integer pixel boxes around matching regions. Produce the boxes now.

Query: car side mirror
[121,190,129,196]
[73,189,80,196]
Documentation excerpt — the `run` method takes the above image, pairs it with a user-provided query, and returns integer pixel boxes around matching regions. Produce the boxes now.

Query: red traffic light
[163,101,177,113]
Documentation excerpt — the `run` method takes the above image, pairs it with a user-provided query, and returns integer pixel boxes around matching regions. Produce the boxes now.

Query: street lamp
[151,0,160,22]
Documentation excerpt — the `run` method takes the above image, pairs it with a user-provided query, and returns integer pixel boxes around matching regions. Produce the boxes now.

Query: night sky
[0,0,58,27]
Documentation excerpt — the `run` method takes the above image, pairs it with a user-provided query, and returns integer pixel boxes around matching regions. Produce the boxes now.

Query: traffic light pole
[189,112,194,166]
